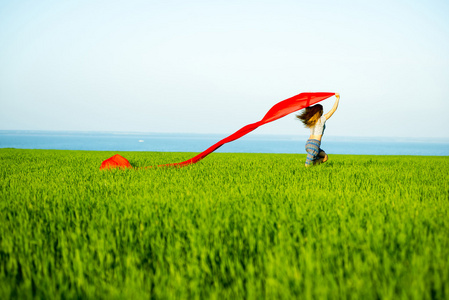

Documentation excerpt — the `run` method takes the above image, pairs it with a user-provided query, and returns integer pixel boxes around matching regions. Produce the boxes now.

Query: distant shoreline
[1,130,448,156]
[1,129,448,143]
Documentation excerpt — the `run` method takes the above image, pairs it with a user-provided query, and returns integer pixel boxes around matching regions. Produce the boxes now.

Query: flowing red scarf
[100,92,335,170]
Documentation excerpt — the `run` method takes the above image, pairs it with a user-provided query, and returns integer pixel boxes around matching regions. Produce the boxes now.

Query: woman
[297,94,340,167]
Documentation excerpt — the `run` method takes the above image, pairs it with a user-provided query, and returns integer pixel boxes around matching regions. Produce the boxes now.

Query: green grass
[1,148,448,299]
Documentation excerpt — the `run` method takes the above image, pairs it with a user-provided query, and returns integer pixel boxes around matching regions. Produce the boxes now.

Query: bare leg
[313,151,328,165]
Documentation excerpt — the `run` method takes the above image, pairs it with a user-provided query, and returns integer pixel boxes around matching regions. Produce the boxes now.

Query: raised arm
[323,93,340,120]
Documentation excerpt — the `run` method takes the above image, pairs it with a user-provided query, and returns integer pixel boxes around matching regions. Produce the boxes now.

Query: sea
[0,130,448,156]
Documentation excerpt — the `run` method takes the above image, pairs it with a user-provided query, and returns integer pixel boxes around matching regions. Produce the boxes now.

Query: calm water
[1,131,448,156]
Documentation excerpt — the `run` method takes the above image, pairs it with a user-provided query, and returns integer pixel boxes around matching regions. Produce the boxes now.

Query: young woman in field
[297,94,340,167]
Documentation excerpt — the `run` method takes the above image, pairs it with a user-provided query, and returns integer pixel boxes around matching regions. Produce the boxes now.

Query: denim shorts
[305,139,323,165]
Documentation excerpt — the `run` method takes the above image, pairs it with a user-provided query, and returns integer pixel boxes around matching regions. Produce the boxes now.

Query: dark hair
[296,104,323,127]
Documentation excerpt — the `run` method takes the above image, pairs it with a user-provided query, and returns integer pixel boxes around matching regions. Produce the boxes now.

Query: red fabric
[100,154,132,170]
[100,92,335,170]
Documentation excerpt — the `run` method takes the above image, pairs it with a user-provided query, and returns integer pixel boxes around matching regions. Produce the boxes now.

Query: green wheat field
[1,148,448,299]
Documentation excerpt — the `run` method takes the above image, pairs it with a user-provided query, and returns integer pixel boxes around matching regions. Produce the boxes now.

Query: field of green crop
[0,148,448,299]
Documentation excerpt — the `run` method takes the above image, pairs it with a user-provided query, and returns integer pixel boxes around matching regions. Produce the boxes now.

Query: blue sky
[1,0,448,138]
